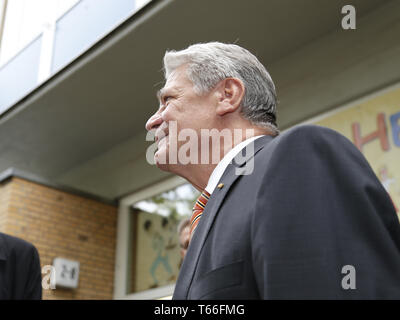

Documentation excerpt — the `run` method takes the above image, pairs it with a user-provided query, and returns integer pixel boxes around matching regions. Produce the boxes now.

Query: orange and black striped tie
[190,190,211,238]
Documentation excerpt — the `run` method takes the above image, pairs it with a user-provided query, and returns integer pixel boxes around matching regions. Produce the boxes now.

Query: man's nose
[145,112,163,131]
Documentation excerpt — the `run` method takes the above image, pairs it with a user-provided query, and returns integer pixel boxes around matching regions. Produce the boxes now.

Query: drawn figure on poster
[378,165,399,213]
[144,218,176,288]
[379,166,396,191]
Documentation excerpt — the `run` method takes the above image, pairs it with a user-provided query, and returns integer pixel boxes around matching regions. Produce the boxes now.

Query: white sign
[53,257,80,289]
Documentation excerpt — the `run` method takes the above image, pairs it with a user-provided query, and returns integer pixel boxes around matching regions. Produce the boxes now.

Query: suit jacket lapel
[173,135,274,299]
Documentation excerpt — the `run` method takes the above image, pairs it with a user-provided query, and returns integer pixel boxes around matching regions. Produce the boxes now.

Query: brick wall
[0,177,118,299]
[0,178,11,231]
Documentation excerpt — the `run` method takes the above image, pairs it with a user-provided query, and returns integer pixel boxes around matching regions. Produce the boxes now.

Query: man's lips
[155,128,169,143]
[156,134,168,145]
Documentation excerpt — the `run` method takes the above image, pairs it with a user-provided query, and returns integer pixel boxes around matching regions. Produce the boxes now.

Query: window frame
[114,175,187,300]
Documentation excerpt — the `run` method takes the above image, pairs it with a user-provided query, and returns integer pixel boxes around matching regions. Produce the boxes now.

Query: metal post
[37,20,56,83]
[0,0,8,55]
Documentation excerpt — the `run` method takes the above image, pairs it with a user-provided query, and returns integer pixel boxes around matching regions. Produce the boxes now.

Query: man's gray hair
[163,42,279,135]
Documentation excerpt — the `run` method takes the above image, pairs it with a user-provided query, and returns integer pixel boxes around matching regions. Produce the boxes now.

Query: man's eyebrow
[156,86,182,103]
[156,88,166,102]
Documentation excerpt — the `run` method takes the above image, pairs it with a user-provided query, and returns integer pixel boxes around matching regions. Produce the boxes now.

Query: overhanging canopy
[0,0,396,201]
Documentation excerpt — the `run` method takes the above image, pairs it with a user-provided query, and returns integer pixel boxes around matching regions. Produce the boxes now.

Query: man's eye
[164,96,172,104]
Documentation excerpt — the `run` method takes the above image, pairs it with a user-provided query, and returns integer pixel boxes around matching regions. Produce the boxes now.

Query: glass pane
[0,35,41,114]
[0,0,80,66]
[51,0,136,72]
[128,183,199,294]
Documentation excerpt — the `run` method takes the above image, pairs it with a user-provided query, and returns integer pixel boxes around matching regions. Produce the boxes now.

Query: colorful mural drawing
[146,218,176,287]
[132,211,180,292]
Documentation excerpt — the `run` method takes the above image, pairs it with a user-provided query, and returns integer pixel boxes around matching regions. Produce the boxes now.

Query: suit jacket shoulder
[250,124,400,298]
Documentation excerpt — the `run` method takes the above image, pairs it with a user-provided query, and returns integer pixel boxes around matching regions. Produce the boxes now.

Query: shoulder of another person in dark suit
[0,233,42,300]
[0,232,40,261]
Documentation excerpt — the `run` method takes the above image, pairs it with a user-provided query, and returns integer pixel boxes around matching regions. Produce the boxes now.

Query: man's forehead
[165,67,188,86]
[156,69,189,100]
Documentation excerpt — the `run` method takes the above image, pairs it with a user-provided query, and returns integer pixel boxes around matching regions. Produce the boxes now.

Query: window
[0,0,79,66]
[127,183,199,295]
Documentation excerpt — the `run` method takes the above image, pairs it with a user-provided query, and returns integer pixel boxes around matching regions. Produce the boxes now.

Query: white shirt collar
[205,135,265,194]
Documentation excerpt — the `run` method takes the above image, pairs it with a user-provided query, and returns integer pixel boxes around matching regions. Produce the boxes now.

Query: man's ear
[215,78,245,116]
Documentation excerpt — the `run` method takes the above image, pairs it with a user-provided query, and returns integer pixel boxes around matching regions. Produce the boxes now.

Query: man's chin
[155,160,170,172]
[154,151,183,174]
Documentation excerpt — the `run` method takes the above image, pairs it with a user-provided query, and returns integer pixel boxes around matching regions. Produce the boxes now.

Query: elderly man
[146,42,400,299]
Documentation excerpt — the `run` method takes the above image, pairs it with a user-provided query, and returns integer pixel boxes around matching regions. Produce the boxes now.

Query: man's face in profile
[145,65,216,171]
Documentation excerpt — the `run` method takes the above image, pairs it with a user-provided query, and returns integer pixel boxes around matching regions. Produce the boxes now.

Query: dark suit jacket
[0,232,42,299]
[173,124,400,299]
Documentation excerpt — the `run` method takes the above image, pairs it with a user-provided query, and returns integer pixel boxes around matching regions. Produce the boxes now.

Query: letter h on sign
[390,111,400,147]
[352,113,390,152]
[53,257,80,289]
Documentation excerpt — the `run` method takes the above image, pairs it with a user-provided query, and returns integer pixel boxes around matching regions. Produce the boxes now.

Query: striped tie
[190,190,211,238]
